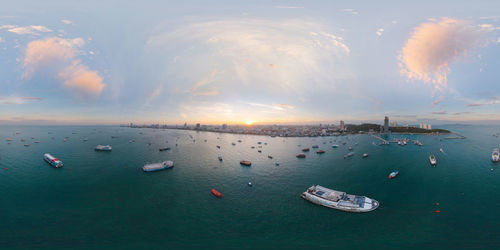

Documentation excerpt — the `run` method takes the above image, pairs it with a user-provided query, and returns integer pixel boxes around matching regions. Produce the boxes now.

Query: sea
[0,125,499,249]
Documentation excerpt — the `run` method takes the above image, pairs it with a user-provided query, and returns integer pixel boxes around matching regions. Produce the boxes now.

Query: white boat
[362,153,368,158]
[95,145,112,151]
[440,148,444,153]
[492,148,499,163]
[142,160,174,172]
[43,153,63,168]
[332,144,339,148]
[429,155,437,166]
[301,185,379,212]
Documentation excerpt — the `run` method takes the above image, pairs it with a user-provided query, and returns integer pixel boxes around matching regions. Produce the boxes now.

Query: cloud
[376,28,384,36]
[431,111,448,115]
[430,96,446,107]
[398,18,483,90]
[341,9,358,15]
[467,103,485,107]
[57,62,105,97]
[0,36,3,43]
[452,111,472,115]
[7,25,52,35]
[61,19,72,25]
[23,37,105,98]
[274,6,303,9]
[0,96,42,105]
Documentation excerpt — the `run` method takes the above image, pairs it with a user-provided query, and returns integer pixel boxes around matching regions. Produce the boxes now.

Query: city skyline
[1,1,500,125]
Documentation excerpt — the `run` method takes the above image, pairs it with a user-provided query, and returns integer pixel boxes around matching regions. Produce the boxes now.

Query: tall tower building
[384,116,389,133]
[340,120,345,131]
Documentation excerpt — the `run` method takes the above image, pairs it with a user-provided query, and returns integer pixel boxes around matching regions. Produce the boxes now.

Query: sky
[0,0,499,125]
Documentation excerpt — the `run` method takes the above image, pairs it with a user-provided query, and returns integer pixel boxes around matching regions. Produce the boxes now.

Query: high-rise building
[340,120,345,131]
[428,124,431,130]
[384,116,389,133]
[222,124,228,130]
[196,123,200,129]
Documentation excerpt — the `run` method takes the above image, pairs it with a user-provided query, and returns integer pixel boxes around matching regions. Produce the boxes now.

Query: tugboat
[95,145,112,151]
[142,160,174,172]
[388,170,399,179]
[240,160,252,166]
[429,155,437,166]
[296,153,306,158]
[301,185,379,212]
[43,153,63,168]
[492,148,499,163]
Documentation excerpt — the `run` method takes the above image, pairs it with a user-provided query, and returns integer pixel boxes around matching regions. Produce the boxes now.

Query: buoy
[435,210,441,213]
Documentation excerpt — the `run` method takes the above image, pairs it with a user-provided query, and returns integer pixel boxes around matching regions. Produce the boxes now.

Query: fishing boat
[492,148,499,163]
[429,155,437,166]
[362,153,368,158]
[142,160,174,172]
[302,148,310,152]
[296,153,306,158]
[95,145,112,151]
[211,189,223,198]
[316,150,325,154]
[159,147,170,151]
[43,153,63,168]
[240,160,252,166]
[388,170,399,179]
[301,185,379,212]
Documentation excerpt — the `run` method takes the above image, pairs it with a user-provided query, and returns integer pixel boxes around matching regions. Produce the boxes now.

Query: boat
[301,185,379,212]
[232,142,236,146]
[34,141,40,143]
[302,148,310,152]
[316,150,325,154]
[332,144,339,148]
[248,182,252,186]
[129,139,135,143]
[362,153,368,158]
[159,147,171,151]
[95,145,112,151]
[257,150,262,153]
[348,146,353,151]
[24,144,30,147]
[440,148,444,153]
[344,152,354,158]
[218,156,223,161]
[43,153,63,168]
[237,140,242,142]
[296,153,306,158]
[216,145,221,149]
[142,160,174,172]
[257,142,262,144]
[268,155,273,159]
[389,170,399,179]
[312,145,319,148]
[492,148,499,163]
[240,160,252,166]
[429,155,437,166]
[211,189,223,198]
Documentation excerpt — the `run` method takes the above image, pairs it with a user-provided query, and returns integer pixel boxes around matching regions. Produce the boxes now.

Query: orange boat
[240,160,252,166]
[211,188,223,198]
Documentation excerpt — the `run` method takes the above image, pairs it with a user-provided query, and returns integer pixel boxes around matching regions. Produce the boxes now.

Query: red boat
[211,188,223,198]
[240,160,252,166]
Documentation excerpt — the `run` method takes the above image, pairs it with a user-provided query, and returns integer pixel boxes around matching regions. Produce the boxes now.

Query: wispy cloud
[274,6,303,9]
[23,37,105,98]
[341,9,358,15]
[430,96,446,107]
[61,19,72,25]
[452,111,472,115]
[431,111,448,115]
[7,25,52,35]
[0,96,43,105]
[398,18,483,90]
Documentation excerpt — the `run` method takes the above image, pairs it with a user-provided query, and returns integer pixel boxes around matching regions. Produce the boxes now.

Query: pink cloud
[23,37,104,98]
[430,96,446,107]
[399,18,482,90]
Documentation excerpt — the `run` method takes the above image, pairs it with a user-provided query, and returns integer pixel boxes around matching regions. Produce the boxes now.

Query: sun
[245,120,253,125]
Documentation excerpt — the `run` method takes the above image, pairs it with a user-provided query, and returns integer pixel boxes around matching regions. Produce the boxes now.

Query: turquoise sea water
[1,125,500,249]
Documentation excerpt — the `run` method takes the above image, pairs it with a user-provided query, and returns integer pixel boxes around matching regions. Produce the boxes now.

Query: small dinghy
[211,189,223,198]
[296,153,306,158]
[389,170,399,179]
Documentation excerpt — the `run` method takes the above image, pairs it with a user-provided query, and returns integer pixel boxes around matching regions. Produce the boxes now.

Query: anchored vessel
[240,160,252,166]
[159,147,170,151]
[142,160,174,172]
[43,153,63,168]
[429,155,437,166]
[95,145,112,151]
[492,148,499,163]
[389,170,399,179]
[301,185,379,212]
